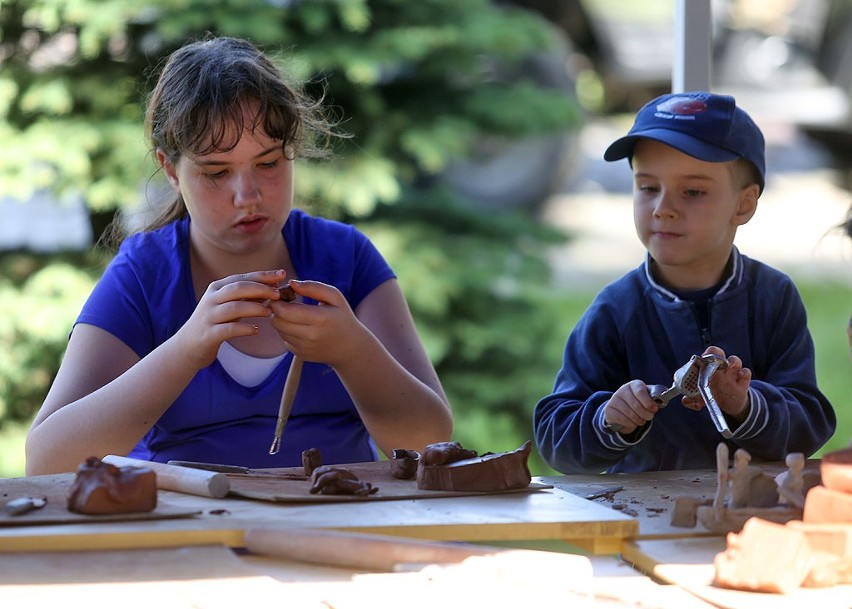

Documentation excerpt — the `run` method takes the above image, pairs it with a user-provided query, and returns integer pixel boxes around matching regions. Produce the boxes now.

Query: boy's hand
[603,380,661,434]
[681,346,751,422]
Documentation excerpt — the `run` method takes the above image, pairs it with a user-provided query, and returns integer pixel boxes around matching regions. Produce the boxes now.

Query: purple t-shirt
[76,208,395,467]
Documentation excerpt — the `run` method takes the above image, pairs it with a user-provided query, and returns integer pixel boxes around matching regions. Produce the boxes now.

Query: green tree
[0,0,580,473]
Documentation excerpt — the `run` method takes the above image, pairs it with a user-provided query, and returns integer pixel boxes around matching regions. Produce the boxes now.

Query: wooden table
[0,476,637,554]
[541,461,807,539]
[0,471,713,608]
[4,465,846,608]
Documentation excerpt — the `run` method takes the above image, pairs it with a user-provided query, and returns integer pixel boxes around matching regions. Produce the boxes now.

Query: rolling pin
[102,455,230,498]
[243,528,595,579]
[244,528,502,571]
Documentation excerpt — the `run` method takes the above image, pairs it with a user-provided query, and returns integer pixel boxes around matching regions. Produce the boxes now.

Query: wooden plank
[0,544,254,584]
[623,537,852,609]
[0,545,311,608]
[0,474,199,526]
[0,485,637,554]
[225,460,550,503]
[0,543,712,609]
[541,464,809,540]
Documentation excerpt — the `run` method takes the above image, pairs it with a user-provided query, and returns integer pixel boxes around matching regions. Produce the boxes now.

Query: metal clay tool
[270,282,302,455]
[649,353,732,438]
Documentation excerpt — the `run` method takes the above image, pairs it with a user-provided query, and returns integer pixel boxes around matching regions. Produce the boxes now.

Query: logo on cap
[656,97,708,118]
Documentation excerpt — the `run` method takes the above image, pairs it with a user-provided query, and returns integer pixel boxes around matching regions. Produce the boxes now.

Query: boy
[534,91,836,473]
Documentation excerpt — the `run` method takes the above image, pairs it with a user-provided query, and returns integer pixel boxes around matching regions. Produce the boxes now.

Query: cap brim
[603,129,740,164]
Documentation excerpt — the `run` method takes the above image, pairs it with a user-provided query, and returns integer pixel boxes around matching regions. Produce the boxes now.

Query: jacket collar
[644,247,742,302]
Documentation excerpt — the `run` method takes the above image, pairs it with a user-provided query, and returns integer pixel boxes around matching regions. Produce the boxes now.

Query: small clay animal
[309,465,377,496]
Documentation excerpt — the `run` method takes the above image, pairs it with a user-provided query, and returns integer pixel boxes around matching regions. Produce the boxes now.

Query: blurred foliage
[0,251,107,424]
[0,0,582,473]
[0,0,579,216]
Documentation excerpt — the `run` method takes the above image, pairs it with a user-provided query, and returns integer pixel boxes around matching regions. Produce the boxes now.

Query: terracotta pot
[820,447,852,493]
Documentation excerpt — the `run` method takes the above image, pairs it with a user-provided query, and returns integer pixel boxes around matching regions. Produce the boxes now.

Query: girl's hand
[267,279,363,367]
[176,269,286,370]
[681,346,751,422]
[603,379,660,434]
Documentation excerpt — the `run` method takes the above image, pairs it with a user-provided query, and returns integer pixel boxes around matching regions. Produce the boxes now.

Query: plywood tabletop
[0,482,637,554]
[540,463,806,540]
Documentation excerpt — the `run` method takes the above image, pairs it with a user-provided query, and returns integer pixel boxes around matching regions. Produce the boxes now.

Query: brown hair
[103,36,341,247]
[730,158,762,194]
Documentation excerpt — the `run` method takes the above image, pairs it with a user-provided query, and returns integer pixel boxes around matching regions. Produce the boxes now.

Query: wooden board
[0,545,310,608]
[540,463,817,540]
[0,485,638,555]
[0,543,712,609]
[623,537,852,609]
[226,461,551,503]
[0,474,199,527]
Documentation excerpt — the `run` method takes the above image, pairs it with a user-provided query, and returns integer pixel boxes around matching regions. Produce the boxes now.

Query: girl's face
[631,139,759,290]
[158,115,294,259]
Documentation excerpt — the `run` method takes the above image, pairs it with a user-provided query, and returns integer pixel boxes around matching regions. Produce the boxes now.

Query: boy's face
[631,139,759,290]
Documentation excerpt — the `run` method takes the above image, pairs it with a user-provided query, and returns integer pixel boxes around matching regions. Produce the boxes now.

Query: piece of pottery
[820,447,852,494]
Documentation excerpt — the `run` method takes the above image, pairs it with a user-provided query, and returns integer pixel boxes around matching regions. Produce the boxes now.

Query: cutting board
[541,463,815,539]
[225,461,551,503]
[0,473,199,526]
[623,537,852,609]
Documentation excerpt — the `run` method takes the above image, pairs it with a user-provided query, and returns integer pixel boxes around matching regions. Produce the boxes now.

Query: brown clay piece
[803,485,852,524]
[301,448,323,477]
[820,446,852,494]
[713,517,813,594]
[416,440,532,492]
[389,449,420,480]
[419,441,478,466]
[309,465,378,497]
[67,456,157,515]
[670,496,711,528]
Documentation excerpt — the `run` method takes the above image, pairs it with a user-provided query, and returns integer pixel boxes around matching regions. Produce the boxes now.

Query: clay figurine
[695,445,803,533]
[309,465,378,497]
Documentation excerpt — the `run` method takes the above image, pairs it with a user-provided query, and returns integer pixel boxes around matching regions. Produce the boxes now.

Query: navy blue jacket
[534,248,836,473]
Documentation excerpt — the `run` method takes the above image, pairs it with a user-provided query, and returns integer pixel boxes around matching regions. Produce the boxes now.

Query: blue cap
[603,91,765,193]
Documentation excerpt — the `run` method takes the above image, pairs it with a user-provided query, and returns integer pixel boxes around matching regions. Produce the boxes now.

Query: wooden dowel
[102,455,230,498]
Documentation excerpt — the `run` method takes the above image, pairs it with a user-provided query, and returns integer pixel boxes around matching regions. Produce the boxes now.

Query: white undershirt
[217,340,287,387]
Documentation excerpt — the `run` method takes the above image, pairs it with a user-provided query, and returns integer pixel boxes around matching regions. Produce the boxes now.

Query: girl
[26,36,452,474]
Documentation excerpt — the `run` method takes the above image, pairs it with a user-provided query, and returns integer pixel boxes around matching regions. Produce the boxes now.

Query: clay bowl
[820,447,852,493]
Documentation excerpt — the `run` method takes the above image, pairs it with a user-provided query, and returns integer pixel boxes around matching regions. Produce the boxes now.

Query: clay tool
[584,486,624,500]
[269,355,302,455]
[648,353,732,438]
[167,460,307,480]
[269,281,301,455]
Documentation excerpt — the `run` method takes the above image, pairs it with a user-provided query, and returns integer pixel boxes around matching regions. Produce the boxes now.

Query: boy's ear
[156,149,180,191]
[734,183,759,225]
